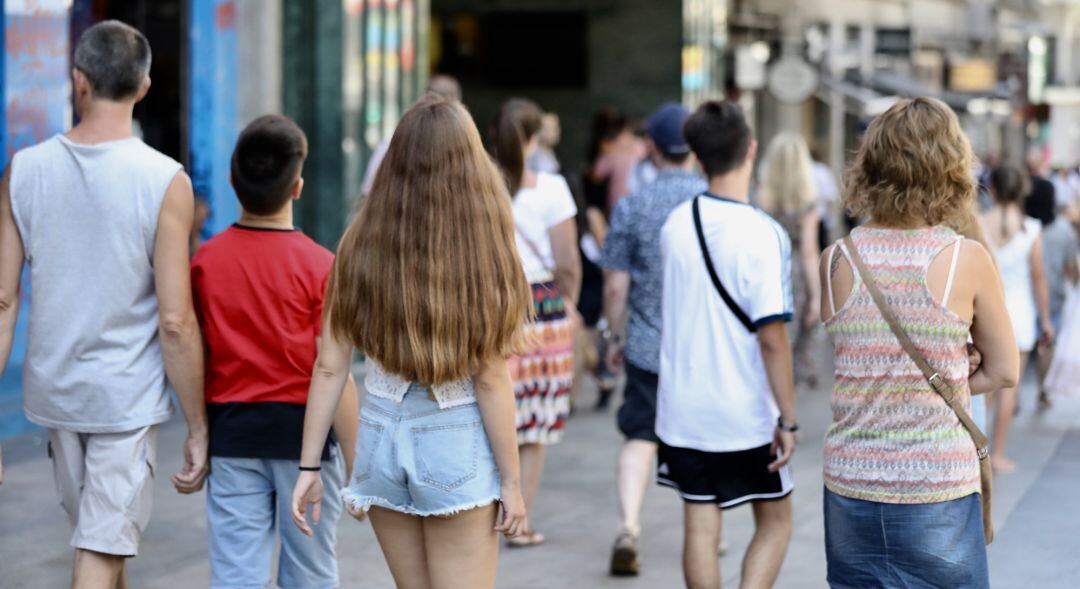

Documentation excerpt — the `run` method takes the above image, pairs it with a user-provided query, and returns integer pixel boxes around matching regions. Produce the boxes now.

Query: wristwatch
[777,417,799,433]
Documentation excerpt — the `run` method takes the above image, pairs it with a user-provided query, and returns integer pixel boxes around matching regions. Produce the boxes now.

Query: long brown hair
[492,98,543,195]
[328,94,532,385]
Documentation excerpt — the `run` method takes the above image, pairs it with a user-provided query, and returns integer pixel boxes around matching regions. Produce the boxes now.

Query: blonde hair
[328,94,532,385]
[844,97,976,228]
[758,131,815,216]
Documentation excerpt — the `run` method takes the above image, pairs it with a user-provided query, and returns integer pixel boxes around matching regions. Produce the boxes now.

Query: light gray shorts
[47,425,158,557]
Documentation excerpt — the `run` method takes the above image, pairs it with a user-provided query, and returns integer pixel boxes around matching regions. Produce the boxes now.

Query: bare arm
[1029,235,1054,339]
[332,374,359,480]
[799,210,822,325]
[154,172,209,494]
[967,242,1020,394]
[0,168,22,389]
[601,270,630,372]
[474,356,527,538]
[548,218,582,306]
[292,319,352,536]
[0,168,22,487]
[757,321,797,471]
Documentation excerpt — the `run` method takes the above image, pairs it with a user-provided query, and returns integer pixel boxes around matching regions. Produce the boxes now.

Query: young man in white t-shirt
[657,101,798,589]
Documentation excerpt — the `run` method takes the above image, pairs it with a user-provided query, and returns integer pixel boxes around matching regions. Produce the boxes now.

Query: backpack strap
[692,196,756,333]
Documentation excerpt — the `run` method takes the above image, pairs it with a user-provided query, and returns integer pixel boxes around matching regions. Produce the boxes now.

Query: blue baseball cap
[646,102,691,156]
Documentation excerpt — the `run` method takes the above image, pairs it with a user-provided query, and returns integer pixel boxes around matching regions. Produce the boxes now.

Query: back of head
[684,101,752,178]
[492,98,543,194]
[425,74,462,102]
[231,115,309,215]
[759,131,815,215]
[330,94,531,385]
[989,165,1029,206]
[844,97,975,228]
[73,20,151,101]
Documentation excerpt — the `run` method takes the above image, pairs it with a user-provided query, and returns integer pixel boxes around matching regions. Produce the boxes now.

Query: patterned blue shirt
[599,168,708,373]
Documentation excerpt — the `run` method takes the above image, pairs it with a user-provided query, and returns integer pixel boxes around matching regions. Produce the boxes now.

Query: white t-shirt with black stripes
[657,193,793,453]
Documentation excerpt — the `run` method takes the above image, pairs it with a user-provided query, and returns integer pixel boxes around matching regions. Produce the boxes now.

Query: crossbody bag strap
[843,236,994,543]
[692,196,756,333]
[515,225,556,277]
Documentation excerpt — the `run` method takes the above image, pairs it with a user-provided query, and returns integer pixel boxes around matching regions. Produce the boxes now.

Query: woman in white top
[290,95,532,588]
[981,165,1055,473]
[492,98,582,547]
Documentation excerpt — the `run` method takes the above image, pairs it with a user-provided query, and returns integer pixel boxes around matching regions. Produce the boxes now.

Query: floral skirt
[510,282,575,446]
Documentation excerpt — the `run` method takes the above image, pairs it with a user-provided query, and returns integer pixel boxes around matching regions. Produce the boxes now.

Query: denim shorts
[342,385,501,517]
[207,450,343,589]
[824,488,989,589]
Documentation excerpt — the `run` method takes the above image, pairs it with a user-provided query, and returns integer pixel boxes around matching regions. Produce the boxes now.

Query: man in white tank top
[0,21,208,587]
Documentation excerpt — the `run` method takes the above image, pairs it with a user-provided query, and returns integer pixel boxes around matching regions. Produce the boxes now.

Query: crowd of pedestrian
[2,20,1080,589]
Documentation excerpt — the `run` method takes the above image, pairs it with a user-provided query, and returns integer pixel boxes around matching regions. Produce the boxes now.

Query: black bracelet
[777,417,799,433]
[298,465,322,472]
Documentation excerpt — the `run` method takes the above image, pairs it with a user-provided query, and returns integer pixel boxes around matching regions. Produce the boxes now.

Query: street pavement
[1,349,1078,588]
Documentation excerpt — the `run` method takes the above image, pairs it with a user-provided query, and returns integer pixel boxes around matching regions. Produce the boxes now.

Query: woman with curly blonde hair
[819,97,1018,588]
[758,131,821,387]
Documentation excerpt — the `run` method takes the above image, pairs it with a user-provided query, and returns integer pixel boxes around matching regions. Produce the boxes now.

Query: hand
[967,343,982,377]
[1039,320,1056,350]
[345,498,368,522]
[565,302,584,331]
[605,342,625,374]
[291,470,324,537]
[768,427,796,473]
[803,303,821,328]
[494,483,528,539]
[171,429,209,494]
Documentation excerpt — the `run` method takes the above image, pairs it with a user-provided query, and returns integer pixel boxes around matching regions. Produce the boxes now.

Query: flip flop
[507,530,546,548]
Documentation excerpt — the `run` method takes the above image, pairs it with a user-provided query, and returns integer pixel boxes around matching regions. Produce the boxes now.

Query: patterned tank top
[823,226,980,504]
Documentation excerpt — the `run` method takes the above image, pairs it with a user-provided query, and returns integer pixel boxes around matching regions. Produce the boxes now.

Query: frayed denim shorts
[342,385,501,517]
[824,488,989,589]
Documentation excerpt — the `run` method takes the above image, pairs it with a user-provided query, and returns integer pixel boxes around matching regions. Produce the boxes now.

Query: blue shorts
[207,450,344,589]
[342,386,501,517]
[824,488,989,589]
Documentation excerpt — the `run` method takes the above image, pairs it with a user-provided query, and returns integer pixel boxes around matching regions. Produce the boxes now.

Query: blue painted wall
[188,0,239,236]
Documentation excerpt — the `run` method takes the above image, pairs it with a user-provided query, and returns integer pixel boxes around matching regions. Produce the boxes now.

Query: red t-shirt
[191,224,334,459]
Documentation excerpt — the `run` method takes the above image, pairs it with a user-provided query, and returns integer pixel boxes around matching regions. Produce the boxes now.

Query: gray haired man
[0,21,208,588]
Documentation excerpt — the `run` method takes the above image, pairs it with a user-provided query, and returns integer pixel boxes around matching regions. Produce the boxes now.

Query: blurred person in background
[810,148,840,252]
[980,165,1054,473]
[493,98,581,548]
[360,74,461,198]
[1025,149,1056,223]
[1050,166,1077,212]
[527,112,561,175]
[821,97,1018,589]
[1027,193,1079,409]
[598,102,706,576]
[758,132,822,389]
[589,108,648,214]
[1043,204,1080,399]
[189,193,210,256]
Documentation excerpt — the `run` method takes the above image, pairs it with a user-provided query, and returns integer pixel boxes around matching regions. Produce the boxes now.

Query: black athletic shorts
[656,441,793,509]
[617,363,659,442]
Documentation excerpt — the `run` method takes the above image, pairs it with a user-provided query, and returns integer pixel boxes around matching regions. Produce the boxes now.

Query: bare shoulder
[958,238,998,282]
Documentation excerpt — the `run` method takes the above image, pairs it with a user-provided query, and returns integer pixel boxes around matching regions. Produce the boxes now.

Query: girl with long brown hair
[493,98,582,547]
[290,94,531,588]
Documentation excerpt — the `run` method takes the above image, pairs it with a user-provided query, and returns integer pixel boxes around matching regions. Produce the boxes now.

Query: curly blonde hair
[843,97,976,228]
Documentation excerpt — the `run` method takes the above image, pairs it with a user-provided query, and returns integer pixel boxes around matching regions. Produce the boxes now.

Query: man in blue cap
[599,102,707,576]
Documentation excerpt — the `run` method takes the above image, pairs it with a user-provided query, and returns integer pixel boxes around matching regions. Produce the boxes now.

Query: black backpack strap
[692,196,756,333]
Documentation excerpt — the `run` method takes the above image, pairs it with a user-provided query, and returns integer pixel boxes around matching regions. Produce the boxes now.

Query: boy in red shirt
[191,115,358,589]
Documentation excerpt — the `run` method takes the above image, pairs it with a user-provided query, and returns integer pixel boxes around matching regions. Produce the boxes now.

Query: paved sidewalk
[1,363,1078,588]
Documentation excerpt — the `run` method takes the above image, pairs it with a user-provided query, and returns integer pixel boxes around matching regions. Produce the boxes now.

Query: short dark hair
[684,101,752,177]
[73,20,152,100]
[660,150,692,165]
[231,115,309,215]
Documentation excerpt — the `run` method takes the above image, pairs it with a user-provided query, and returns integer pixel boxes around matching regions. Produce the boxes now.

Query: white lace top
[363,359,477,409]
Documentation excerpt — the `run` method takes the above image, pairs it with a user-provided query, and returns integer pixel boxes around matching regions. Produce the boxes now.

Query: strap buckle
[977,446,990,460]
[928,373,943,387]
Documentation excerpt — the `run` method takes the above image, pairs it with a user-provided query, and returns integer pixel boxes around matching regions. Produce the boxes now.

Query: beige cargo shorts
[47,425,158,557]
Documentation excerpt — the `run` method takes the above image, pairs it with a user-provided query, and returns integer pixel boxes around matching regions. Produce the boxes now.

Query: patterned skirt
[510,282,575,446]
